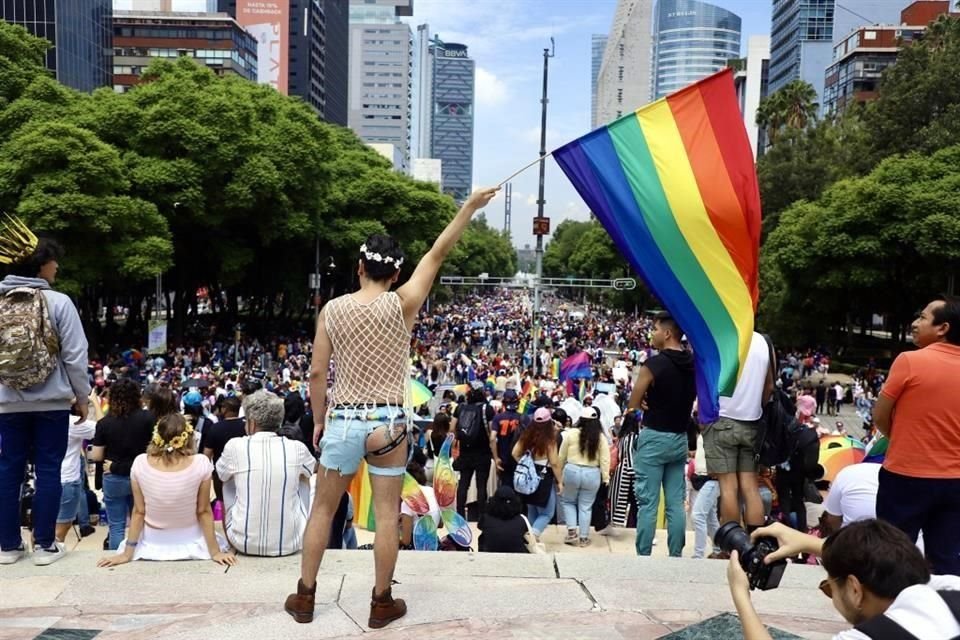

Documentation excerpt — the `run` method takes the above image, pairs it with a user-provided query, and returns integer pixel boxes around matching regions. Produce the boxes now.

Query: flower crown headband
[360,243,403,268]
[152,422,194,453]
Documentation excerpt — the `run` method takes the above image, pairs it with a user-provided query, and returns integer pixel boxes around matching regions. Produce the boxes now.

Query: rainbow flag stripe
[553,70,761,423]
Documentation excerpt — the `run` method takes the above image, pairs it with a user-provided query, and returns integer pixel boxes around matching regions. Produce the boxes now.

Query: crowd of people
[1,194,959,638]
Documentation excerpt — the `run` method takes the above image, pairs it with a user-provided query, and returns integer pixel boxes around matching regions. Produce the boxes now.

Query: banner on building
[148,321,167,355]
[236,0,289,94]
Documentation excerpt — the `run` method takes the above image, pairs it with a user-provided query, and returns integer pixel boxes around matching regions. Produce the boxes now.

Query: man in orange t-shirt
[874,296,960,575]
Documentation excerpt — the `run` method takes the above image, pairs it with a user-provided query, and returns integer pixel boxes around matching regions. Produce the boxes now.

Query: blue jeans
[691,480,720,558]
[633,428,687,557]
[526,484,556,536]
[0,411,69,550]
[561,464,601,539]
[102,474,133,550]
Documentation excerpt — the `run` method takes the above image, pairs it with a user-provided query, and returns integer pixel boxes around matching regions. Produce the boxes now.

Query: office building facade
[1,0,113,92]
[596,0,654,124]
[348,0,413,172]
[652,0,741,99]
[591,34,607,128]
[216,0,349,125]
[769,0,835,104]
[823,1,957,114]
[111,10,257,91]
[422,40,474,203]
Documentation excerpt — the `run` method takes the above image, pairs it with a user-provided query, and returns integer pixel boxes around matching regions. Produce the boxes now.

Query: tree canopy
[0,22,514,350]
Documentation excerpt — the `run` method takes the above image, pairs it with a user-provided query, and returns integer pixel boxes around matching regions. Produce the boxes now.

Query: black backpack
[754,335,818,470]
[456,403,488,451]
[855,589,960,639]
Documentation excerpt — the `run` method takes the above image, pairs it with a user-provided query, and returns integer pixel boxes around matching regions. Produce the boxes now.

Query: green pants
[633,428,688,557]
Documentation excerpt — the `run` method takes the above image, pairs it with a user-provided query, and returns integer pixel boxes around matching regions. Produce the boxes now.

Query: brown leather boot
[284,579,316,623]
[368,586,407,629]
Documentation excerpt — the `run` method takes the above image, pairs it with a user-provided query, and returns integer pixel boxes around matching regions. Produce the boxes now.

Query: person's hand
[103,460,112,475]
[73,399,88,425]
[751,521,817,564]
[97,553,131,568]
[464,187,499,211]
[556,481,564,495]
[313,420,325,449]
[495,458,504,472]
[727,550,751,595]
[212,551,237,567]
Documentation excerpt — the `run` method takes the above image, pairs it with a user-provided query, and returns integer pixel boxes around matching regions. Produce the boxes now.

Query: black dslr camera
[715,522,787,591]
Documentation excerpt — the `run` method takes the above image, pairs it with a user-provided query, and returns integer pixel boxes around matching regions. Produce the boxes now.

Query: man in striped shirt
[217,390,316,556]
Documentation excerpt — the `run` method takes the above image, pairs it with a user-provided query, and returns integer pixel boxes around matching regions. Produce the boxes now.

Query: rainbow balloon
[554,69,761,423]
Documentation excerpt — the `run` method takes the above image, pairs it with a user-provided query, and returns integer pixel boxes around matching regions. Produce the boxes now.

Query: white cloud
[475,67,508,107]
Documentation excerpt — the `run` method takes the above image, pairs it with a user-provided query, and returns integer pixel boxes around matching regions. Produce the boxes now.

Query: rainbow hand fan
[434,434,472,547]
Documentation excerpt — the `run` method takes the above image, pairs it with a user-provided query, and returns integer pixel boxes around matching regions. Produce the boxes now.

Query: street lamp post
[531,39,554,377]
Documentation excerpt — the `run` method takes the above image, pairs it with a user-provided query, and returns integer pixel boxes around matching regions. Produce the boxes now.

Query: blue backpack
[513,450,542,496]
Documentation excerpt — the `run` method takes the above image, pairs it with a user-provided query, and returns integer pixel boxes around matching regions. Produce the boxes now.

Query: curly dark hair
[517,419,555,458]
[7,237,63,278]
[108,378,141,418]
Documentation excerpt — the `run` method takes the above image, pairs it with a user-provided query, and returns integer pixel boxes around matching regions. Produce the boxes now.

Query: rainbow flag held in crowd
[518,380,536,415]
[550,358,561,380]
[560,350,594,382]
[553,69,761,423]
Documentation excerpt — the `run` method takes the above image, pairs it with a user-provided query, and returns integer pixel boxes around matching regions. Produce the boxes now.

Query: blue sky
[151,0,772,248]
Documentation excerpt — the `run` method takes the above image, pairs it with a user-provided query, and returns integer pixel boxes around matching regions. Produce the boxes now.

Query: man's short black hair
[7,237,63,278]
[932,295,960,346]
[821,519,929,600]
[220,395,242,417]
[654,311,683,339]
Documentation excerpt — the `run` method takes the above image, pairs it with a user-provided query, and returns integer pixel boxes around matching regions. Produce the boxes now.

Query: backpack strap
[853,613,922,640]
[937,589,960,623]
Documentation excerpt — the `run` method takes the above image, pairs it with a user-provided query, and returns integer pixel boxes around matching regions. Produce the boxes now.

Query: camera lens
[715,521,752,556]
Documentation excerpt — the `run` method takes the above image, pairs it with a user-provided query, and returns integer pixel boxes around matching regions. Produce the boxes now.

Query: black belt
[333,403,392,410]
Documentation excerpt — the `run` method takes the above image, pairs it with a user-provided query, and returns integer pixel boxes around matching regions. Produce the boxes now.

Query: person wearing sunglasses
[726,519,960,640]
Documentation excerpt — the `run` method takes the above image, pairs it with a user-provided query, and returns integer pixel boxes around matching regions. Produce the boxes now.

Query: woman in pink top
[97,413,235,567]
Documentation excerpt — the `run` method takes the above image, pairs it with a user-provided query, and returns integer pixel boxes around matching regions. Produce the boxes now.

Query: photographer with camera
[724,520,960,640]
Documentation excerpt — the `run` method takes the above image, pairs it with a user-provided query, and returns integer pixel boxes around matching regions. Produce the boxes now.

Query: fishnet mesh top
[325,292,410,407]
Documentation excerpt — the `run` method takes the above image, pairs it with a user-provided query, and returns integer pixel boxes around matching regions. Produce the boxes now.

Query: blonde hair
[147,413,196,462]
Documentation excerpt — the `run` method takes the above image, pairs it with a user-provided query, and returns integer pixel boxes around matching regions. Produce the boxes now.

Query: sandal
[564,530,579,546]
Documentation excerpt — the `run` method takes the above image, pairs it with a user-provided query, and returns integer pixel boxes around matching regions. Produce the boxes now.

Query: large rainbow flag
[553,69,761,423]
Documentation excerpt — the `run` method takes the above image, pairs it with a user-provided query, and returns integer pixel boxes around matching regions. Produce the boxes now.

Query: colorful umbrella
[452,383,470,397]
[820,435,866,482]
[410,379,433,408]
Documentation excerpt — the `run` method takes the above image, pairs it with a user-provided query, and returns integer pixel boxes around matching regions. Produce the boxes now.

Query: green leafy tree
[0,21,50,109]
[762,145,960,344]
[863,14,960,162]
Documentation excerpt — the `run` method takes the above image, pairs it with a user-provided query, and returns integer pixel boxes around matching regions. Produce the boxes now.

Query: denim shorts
[319,406,407,477]
[56,480,83,524]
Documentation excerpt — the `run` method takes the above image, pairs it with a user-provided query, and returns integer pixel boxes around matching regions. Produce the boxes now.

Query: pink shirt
[131,454,213,530]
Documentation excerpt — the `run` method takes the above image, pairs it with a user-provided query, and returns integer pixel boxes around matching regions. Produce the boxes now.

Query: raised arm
[397,187,499,329]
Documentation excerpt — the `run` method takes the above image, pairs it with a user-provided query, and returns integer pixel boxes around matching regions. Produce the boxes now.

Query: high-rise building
[823,1,957,114]
[769,0,834,101]
[652,0,741,99]
[418,38,474,203]
[769,0,904,108]
[590,34,607,128]
[411,23,432,160]
[111,10,257,92]
[216,0,349,125]
[596,0,654,124]
[348,0,413,172]
[1,0,113,92]
[733,35,770,158]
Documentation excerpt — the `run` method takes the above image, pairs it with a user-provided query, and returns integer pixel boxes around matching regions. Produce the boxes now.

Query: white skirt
[119,523,229,561]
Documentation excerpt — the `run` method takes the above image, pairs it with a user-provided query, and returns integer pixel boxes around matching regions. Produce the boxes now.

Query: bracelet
[126,540,139,547]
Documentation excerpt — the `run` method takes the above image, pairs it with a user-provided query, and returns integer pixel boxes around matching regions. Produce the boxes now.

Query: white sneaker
[0,545,25,565]
[33,542,65,566]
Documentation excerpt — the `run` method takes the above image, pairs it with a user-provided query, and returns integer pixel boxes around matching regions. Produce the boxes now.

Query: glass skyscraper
[652,0,741,99]
[768,0,835,94]
[591,34,607,128]
[427,41,474,204]
[1,0,112,92]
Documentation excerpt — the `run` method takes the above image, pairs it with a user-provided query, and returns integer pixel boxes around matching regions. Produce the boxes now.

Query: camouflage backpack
[0,287,60,390]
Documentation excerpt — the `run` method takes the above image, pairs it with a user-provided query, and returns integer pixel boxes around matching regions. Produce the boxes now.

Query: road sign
[309,273,321,289]
[533,216,550,236]
[612,278,637,291]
